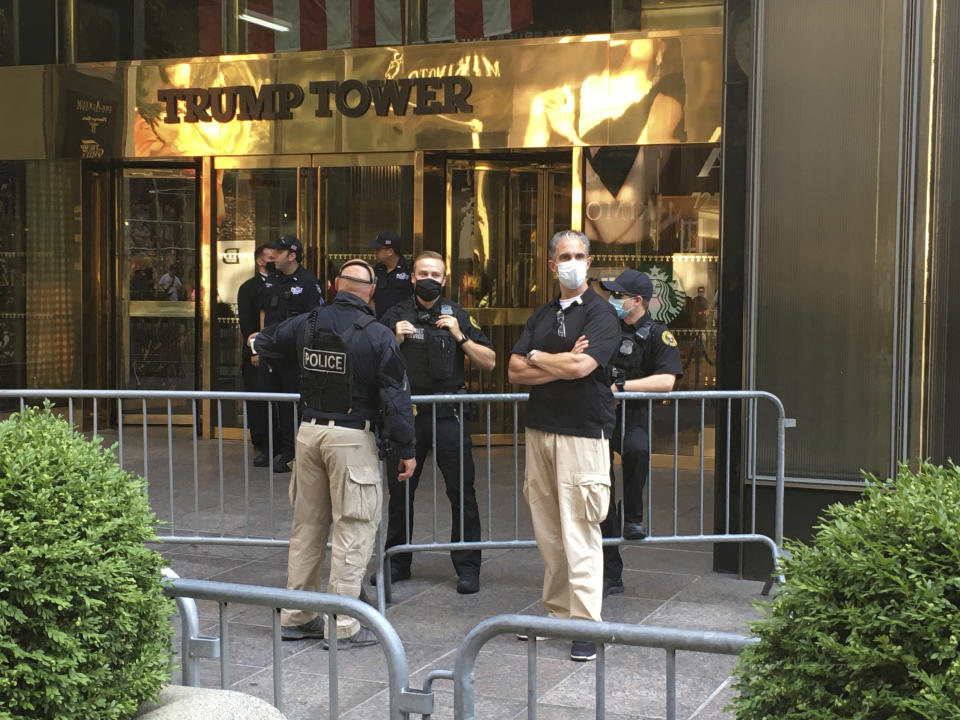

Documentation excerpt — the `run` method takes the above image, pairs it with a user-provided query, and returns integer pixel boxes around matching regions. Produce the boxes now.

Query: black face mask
[415,278,442,302]
[265,261,277,274]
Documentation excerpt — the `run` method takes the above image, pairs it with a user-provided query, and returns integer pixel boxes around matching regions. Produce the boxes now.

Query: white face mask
[556,259,588,290]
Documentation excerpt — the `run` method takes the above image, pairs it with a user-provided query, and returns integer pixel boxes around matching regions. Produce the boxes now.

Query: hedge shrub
[731,462,960,719]
[0,406,173,720]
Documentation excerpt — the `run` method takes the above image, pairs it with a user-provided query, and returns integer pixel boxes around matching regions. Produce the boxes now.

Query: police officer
[598,269,683,597]
[237,243,276,467]
[251,258,416,649]
[371,230,414,319]
[378,251,496,594]
[258,235,323,471]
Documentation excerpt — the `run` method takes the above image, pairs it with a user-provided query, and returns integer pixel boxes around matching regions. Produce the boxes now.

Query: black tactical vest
[300,311,376,415]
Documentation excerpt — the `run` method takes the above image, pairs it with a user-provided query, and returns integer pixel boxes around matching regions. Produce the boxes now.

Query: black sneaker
[456,574,480,594]
[281,616,325,641]
[253,451,270,468]
[603,578,625,597]
[369,566,411,586]
[622,521,648,540]
[323,625,379,650]
[271,455,294,474]
[570,640,597,661]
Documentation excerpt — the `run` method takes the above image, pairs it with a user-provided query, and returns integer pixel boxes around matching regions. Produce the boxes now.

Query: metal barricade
[0,388,793,608]
[445,613,756,720]
[162,577,433,718]
[377,390,792,610]
[0,389,301,548]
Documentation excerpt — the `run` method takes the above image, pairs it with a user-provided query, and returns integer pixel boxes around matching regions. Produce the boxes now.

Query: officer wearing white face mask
[508,230,620,663]
[598,269,682,598]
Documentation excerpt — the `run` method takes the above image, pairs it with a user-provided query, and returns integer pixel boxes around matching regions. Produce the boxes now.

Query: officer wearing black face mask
[376,251,496,594]
[598,269,683,598]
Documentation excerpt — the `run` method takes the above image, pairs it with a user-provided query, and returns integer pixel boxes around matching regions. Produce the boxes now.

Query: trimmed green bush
[0,406,173,720]
[731,462,960,719]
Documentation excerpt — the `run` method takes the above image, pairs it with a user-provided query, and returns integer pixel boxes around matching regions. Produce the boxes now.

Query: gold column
[200,157,214,436]
[57,0,77,64]
[413,151,424,256]
[223,0,241,54]
[570,146,583,232]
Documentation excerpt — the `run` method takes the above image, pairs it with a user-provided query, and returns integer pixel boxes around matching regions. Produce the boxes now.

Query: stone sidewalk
[160,540,765,719]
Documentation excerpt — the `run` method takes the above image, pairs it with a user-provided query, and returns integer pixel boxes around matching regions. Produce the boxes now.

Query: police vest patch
[662,330,678,347]
[469,315,481,329]
[291,286,303,295]
[302,348,347,373]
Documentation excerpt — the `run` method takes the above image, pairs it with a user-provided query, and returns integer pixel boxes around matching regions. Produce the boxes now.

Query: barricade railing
[162,575,755,720]
[161,577,433,719]
[0,388,792,608]
[376,390,792,609]
[447,613,756,720]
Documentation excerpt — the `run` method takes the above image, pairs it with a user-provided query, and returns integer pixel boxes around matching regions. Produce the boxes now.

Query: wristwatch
[615,379,625,392]
[526,349,538,362]
[456,334,468,347]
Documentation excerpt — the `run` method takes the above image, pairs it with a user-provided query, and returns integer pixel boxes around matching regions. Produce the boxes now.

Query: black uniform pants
[385,410,482,578]
[256,358,298,461]
[242,350,269,453]
[600,420,650,581]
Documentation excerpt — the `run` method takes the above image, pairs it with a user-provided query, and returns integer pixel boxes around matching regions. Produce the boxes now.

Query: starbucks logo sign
[641,263,686,324]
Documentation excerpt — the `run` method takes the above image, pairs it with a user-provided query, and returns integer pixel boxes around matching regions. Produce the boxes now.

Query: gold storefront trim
[0,30,721,161]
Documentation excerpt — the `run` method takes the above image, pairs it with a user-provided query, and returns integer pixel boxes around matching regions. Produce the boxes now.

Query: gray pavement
[106,426,762,719]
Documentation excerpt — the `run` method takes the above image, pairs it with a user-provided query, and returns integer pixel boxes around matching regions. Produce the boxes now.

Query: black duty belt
[307,417,372,432]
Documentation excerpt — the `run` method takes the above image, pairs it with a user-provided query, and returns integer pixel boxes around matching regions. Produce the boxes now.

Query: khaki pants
[281,420,382,638]
[523,428,610,622]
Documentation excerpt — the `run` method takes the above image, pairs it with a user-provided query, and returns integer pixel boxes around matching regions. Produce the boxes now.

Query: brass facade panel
[0,31,721,161]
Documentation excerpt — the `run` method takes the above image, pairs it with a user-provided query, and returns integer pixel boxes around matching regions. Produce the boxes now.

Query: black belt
[307,418,372,431]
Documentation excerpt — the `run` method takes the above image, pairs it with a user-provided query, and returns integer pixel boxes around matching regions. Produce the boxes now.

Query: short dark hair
[413,250,445,274]
[254,244,273,260]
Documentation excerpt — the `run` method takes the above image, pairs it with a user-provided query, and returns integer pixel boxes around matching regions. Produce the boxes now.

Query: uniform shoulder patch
[469,315,481,330]
[661,330,678,347]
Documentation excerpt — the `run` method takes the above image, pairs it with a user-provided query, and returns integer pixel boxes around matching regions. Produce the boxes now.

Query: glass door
[445,158,572,435]
[117,164,199,418]
[318,163,414,286]
[212,157,315,435]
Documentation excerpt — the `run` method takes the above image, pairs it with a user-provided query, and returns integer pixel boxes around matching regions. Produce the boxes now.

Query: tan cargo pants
[523,427,611,622]
[281,419,382,638]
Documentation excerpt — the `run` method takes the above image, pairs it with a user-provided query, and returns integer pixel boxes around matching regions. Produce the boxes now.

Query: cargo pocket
[287,461,297,507]
[573,473,610,523]
[342,465,382,523]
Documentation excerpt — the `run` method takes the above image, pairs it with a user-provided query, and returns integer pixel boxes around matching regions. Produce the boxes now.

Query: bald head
[335,258,376,302]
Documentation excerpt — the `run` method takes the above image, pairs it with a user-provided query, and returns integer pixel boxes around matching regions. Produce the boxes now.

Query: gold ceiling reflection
[0,31,721,160]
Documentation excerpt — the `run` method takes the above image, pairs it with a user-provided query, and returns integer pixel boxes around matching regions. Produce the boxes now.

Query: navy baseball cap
[371,230,401,250]
[600,269,654,301]
[273,235,303,261]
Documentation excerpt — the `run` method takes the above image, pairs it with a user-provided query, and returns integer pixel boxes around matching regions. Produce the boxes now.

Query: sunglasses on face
[611,293,636,300]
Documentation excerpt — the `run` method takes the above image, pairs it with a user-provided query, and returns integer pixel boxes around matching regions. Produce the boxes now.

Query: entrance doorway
[439,155,572,435]
[114,162,201,421]
[210,155,415,437]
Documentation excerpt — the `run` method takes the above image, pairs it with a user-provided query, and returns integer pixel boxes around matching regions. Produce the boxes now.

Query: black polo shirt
[373,255,414,319]
[380,295,493,395]
[512,287,621,439]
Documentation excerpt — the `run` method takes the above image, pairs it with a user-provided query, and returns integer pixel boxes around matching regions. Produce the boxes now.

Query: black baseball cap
[371,230,401,250]
[273,235,303,261]
[600,269,654,301]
